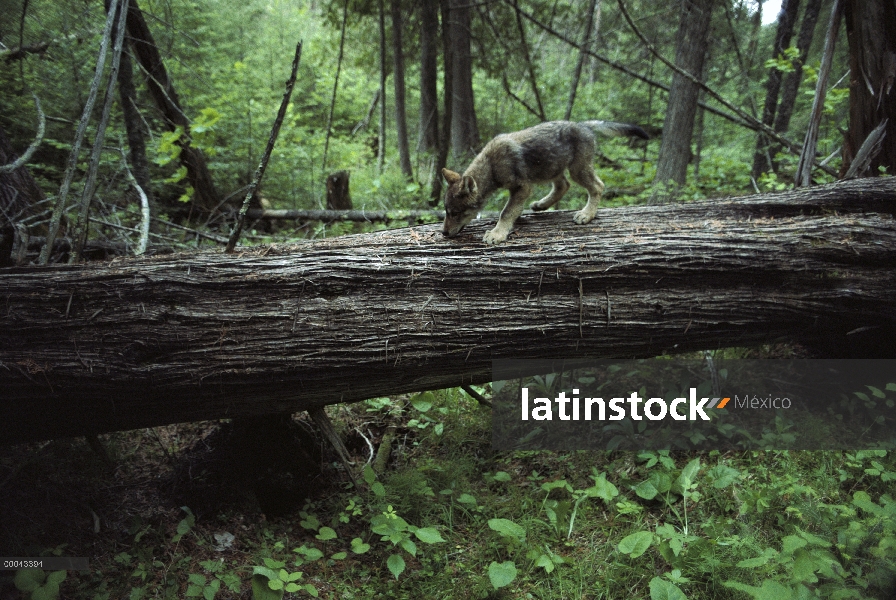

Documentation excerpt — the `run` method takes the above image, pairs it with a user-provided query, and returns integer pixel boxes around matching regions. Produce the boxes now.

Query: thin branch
[510,0,546,121]
[39,0,119,265]
[115,144,151,254]
[70,0,130,263]
[796,0,842,187]
[226,41,302,253]
[0,94,44,173]
[322,0,349,172]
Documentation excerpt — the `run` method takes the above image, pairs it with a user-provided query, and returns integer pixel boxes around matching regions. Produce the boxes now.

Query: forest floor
[2,346,895,600]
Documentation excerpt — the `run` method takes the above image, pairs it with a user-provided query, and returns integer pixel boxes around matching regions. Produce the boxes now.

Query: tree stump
[326,170,352,210]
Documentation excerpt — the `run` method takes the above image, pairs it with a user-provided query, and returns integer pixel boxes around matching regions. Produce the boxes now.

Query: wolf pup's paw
[483,228,508,245]
[530,199,549,211]
[573,209,597,225]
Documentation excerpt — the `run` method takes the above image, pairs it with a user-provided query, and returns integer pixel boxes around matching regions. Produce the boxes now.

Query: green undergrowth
[2,376,896,599]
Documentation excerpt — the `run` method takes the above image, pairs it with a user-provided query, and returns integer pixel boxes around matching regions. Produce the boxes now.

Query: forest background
[0,0,880,250]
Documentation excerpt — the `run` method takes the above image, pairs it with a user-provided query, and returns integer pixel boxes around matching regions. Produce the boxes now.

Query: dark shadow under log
[1,178,895,443]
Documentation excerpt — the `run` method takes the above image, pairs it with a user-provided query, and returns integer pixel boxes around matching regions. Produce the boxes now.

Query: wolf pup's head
[441,168,481,237]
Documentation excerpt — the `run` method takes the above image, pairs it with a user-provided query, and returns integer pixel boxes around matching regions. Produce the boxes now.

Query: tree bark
[391,0,413,178]
[2,177,895,444]
[841,0,896,177]
[448,0,479,161]
[124,0,220,212]
[752,0,801,178]
[653,0,715,189]
[419,0,440,153]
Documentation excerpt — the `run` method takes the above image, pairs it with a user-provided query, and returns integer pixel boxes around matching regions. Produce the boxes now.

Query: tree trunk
[419,0,440,153]
[2,177,895,443]
[564,0,599,121]
[117,40,157,220]
[377,0,387,174]
[449,0,479,161]
[325,170,352,210]
[653,0,715,189]
[391,0,413,178]
[752,0,801,178]
[124,0,220,212]
[773,0,822,138]
[0,123,45,266]
[430,0,454,205]
[841,0,896,177]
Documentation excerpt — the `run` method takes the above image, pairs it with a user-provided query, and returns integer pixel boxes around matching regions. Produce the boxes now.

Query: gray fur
[442,120,649,245]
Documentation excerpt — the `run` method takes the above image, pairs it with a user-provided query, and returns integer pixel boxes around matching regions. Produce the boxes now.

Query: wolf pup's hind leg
[568,166,605,225]
[530,175,570,211]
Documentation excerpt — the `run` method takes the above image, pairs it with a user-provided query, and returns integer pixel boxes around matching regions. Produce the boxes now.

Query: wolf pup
[442,120,649,245]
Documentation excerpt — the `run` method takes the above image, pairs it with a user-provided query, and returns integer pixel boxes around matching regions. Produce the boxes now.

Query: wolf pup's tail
[582,120,650,140]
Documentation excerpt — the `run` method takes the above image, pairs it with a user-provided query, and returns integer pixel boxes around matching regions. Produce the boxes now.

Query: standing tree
[391,0,413,178]
[751,0,801,179]
[651,0,715,190]
[377,0,387,173]
[110,0,156,222]
[840,0,896,176]
[449,0,479,161]
[769,0,822,171]
[419,0,440,154]
[564,0,600,121]
[124,0,220,212]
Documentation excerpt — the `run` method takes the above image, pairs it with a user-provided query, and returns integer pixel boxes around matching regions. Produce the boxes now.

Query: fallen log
[2,178,895,444]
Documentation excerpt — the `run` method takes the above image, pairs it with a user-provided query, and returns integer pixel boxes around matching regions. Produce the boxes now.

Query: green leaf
[493,471,512,482]
[782,535,808,555]
[411,392,434,412]
[315,527,337,541]
[488,561,517,589]
[386,554,405,579]
[414,527,446,544]
[649,576,687,600]
[304,583,319,597]
[362,464,377,485]
[251,574,284,600]
[634,480,659,500]
[541,479,571,493]
[736,547,778,568]
[293,545,324,561]
[350,538,371,554]
[330,552,347,560]
[488,518,526,542]
[534,553,555,573]
[708,465,740,489]
[399,538,417,556]
[618,531,653,557]
[13,569,45,592]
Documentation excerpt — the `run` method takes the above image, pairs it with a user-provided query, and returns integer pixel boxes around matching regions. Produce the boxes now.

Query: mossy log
[1,178,895,443]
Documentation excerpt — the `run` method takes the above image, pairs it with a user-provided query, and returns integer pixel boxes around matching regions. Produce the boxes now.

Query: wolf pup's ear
[442,168,461,185]
[460,176,477,198]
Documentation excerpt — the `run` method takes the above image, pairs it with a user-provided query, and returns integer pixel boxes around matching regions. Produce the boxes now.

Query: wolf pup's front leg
[483,184,532,245]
